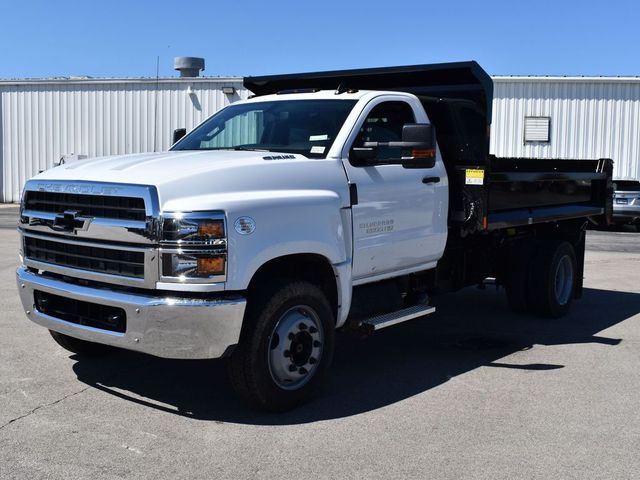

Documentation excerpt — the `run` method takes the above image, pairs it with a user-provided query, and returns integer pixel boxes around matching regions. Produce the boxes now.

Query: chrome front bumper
[16,266,246,359]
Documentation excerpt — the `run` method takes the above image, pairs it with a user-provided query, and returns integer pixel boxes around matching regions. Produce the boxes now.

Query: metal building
[490,76,640,181]
[0,76,247,202]
[2,71,640,203]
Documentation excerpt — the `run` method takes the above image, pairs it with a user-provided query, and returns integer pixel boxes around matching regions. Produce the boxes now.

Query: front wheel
[227,280,335,412]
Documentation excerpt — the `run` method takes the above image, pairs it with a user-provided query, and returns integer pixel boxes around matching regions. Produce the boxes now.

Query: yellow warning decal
[465,169,485,185]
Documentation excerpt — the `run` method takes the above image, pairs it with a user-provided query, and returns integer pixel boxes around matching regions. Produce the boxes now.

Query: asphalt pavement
[1,206,639,479]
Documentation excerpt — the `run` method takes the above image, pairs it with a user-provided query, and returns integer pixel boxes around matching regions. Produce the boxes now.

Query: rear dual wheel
[505,240,577,318]
[529,241,577,318]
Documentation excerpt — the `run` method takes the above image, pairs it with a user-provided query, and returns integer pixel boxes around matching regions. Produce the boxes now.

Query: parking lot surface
[1,207,639,479]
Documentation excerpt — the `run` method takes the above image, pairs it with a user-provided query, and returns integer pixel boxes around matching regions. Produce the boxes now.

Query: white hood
[33,150,350,210]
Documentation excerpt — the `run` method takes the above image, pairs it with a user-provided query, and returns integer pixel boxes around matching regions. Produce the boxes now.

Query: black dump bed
[245,62,613,235]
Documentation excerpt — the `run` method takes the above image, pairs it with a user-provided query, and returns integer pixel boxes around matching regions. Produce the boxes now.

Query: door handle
[422,176,440,184]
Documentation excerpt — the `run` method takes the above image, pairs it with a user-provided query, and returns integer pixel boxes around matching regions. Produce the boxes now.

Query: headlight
[162,214,225,245]
[162,252,226,278]
[160,212,227,282]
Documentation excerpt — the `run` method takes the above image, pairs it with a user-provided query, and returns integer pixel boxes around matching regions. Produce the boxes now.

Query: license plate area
[615,198,628,205]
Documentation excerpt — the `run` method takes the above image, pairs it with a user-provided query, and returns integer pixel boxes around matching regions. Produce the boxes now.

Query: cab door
[341,96,448,283]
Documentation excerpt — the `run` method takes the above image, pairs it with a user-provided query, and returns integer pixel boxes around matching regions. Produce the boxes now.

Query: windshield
[171,99,357,158]
[172,100,356,158]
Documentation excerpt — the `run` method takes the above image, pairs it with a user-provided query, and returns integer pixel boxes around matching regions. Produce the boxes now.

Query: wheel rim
[554,254,574,306]
[267,305,324,390]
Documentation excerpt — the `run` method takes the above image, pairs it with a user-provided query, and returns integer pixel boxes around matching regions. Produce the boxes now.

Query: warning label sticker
[465,169,485,185]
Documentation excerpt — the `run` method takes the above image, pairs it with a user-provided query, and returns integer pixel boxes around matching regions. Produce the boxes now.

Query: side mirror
[401,123,434,148]
[400,123,436,168]
[359,123,436,168]
[172,128,187,144]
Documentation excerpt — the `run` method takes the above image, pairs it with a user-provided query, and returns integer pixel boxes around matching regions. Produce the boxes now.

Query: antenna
[153,56,160,152]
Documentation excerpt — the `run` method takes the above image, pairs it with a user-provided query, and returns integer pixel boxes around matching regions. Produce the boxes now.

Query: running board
[362,304,436,331]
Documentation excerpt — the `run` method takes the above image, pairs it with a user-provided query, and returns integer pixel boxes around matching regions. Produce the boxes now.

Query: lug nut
[288,332,295,340]
[313,340,322,347]
[288,364,297,372]
[309,326,318,334]
[298,367,308,375]
[309,357,317,365]
[298,323,307,330]
[283,350,290,357]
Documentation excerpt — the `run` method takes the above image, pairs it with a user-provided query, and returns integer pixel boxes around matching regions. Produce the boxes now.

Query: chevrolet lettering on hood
[36,183,121,196]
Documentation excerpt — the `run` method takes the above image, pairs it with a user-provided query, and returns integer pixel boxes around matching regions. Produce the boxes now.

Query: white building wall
[490,77,640,181]
[3,74,640,201]
[0,78,247,202]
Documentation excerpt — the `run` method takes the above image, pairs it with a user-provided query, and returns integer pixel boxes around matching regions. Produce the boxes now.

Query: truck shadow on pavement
[71,286,637,425]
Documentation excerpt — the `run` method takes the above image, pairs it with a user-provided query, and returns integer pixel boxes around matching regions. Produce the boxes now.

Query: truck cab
[171,88,449,289]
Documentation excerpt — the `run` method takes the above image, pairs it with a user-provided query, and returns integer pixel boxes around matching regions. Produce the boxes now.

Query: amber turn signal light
[197,255,225,275]
[197,221,224,238]
[412,148,435,158]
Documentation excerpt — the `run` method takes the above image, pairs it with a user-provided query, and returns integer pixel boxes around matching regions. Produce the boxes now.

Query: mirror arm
[362,141,432,148]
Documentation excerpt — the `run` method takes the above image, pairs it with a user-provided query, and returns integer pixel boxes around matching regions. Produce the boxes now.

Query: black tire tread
[529,241,577,318]
[227,280,335,412]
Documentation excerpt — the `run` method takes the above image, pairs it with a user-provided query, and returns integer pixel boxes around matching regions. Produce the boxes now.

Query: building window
[524,116,551,143]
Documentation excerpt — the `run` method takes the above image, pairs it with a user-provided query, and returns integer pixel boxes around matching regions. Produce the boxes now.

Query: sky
[2,0,639,79]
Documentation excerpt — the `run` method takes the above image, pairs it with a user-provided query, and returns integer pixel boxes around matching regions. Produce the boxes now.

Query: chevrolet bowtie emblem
[52,210,92,234]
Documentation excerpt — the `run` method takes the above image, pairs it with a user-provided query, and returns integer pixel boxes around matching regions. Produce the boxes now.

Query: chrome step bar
[362,304,436,331]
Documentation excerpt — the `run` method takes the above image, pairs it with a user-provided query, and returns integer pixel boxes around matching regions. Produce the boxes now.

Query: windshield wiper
[231,146,270,152]
[172,147,270,152]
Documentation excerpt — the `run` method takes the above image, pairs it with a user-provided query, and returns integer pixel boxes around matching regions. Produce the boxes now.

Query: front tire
[49,330,114,356]
[227,280,335,412]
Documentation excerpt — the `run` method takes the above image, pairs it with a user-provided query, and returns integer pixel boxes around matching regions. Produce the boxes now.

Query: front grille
[34,290,126,333]
[25,236,145,278]
[23,191,146,221]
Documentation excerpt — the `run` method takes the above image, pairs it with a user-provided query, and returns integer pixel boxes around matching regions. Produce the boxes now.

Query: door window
[353,101,416,161]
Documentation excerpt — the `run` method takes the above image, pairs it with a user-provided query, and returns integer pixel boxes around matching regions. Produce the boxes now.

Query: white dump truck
[17,62,612,410]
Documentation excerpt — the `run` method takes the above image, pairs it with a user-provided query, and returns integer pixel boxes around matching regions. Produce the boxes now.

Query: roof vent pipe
[174,57,205,77]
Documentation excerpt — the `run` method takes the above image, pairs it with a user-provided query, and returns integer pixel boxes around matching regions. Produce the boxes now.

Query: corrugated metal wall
[3,75,639,201]
[0,78,247,202]
[490,77,640,181]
